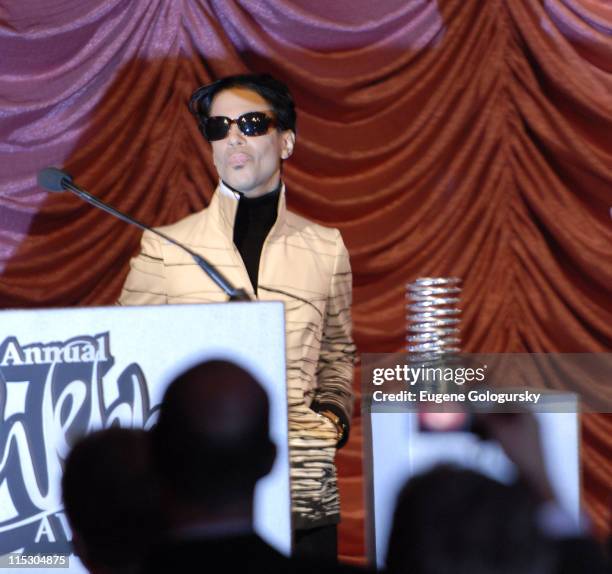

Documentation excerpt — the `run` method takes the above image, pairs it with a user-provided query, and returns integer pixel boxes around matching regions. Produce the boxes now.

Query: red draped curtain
[1,0,610,562]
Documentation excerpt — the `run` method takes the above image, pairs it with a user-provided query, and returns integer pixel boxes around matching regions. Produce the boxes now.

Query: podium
[0,303,291,573]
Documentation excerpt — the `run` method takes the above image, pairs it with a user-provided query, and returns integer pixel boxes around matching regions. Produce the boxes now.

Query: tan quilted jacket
[119,182,355,529]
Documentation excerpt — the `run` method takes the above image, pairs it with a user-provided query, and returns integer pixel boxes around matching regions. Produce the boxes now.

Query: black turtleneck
[232,184,281,294]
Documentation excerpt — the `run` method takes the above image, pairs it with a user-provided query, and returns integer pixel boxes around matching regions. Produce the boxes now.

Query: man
[144,359,291,573]
[386,464,555,574]
[62,428,163,574]
[119,74,355,558]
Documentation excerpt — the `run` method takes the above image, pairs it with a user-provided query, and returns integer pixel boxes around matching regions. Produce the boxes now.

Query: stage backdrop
[0,0,610,562]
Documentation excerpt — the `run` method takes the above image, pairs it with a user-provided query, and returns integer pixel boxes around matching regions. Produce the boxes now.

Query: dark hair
[189,73,297,134]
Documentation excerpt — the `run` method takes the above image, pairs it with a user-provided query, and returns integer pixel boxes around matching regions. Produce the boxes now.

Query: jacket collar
[211,180,288,238]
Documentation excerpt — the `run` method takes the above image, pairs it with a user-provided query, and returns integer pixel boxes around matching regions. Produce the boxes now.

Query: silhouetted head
[386,465,554,574]
[62,427,162,574]
[152,360,276,509]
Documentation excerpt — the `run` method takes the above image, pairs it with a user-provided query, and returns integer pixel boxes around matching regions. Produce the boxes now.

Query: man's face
[208,87,295,198]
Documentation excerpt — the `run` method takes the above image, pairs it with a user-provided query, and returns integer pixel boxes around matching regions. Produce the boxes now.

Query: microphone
[37,167,251,302]
[37,167,73,191]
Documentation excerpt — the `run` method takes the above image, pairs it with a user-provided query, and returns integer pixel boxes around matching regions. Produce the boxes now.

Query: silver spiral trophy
[406,277,462,364]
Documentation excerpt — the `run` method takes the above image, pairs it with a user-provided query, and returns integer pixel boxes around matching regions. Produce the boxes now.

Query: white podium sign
[0,303,290,573]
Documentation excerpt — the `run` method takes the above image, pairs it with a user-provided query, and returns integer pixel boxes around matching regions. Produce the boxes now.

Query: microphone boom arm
[62,179,251,302]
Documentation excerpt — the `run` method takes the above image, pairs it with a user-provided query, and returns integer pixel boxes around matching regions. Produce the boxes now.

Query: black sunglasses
[202,111,276,142]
